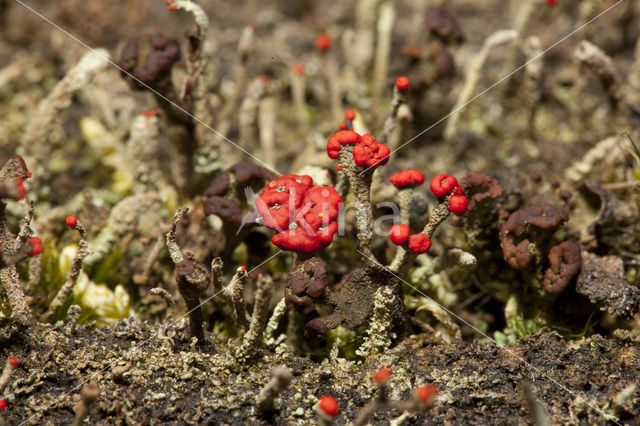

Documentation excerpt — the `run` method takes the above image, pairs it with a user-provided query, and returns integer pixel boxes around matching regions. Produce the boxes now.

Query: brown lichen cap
[501,204,568,237]
[460,170,504,213]
[228,163,277,184]
[204,171,230,197]
[205,164,277,198]
[304,317,327,341]
[499,204,569,270]
[203,196,244,226]
[525,204,569,229]
[425,7,465,44]
[175,259,195,277]
[434,49,456,78]
[119,33,180,90]
[543,241,581,293]
[284,257,329,317]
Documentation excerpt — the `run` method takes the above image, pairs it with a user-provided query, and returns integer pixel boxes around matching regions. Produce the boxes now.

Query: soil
[1,322,639,425]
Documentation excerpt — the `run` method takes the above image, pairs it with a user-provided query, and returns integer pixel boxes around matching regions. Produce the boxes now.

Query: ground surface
[1,322,639,425]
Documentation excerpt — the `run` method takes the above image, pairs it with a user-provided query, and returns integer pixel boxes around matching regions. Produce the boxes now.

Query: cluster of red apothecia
[389,173,468,254]
[256,175,342,253]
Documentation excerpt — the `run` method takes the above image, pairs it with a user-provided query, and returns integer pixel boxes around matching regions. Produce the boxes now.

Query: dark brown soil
[1,321,638,425]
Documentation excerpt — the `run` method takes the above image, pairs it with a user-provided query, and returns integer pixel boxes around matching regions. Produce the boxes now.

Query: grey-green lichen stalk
[356,286,397,363]
[84,192,162,267]
[43,218,92,322]
[18,50,109,198]
[235,274,273,363]
[256,365,292,414]
[338,146,375,258]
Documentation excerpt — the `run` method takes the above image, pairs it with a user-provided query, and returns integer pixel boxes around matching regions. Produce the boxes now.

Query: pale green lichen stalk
[85,192,163,267]
[18,50,109,198]
[264,298,287,349]
[356,286,397,363]
[236,274,273,363]
[43,218,92,322]
[256,366,292,414]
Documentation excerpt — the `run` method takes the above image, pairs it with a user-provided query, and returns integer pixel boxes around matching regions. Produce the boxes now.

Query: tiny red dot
[396,76,410,91]
[318,395,339,416]
[344,110,356,121]
[66,216,78,227]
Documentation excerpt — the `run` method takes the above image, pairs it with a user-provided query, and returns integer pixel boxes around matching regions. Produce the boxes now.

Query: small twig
[600,181,640,191]
[444,29,518,140]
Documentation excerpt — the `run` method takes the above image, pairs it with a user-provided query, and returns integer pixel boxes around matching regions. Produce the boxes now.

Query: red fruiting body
[407,233,431,254]
[259,75,267,83]
[352,134,390,168]
[338,121,347,130]
[344,109,356,121]
[271,221,339,253]
[389,224,411,245]
[449,194,468,214]
[395,76,410,91]
[315,33,332,51]
[336,164,342,171]
[169,5,177,11]
[257,175,343,253]
[318,395,339,416]
[66,215,78,227]
[415,385,438,404]
[546,0,557,4]
[138,108,160,117]
[389,169,425,188]
[326,130,362,159]
[8,357,18,367]
[17,178,26,200]
[430,174,458,198]
[0,399,6,411]
[257,175,314,230]
[372,366,392,383]
[27,237,43,256]
[27,171,32,178]
[292,62,305,75]
[240,266,246,273]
